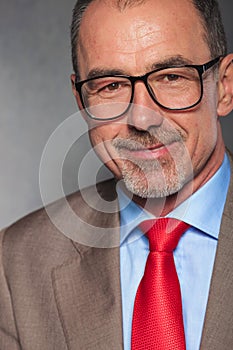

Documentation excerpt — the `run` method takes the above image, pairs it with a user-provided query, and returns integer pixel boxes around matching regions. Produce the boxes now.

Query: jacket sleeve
[0,229,21,350]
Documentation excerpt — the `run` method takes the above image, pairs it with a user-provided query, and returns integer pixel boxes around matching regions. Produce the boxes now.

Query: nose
[127,81,163,131]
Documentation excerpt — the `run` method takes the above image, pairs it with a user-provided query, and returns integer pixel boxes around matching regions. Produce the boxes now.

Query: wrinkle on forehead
[80,19,164,57]
[79,0,168,53]
[127,23,163,53]
[78,0,209,76]
[80,8,203,54]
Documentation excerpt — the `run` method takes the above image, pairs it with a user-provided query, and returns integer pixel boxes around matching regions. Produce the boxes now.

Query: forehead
[78,0,210,75]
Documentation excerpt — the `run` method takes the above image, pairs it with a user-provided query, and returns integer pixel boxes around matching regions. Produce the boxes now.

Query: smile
[117,142,173,161]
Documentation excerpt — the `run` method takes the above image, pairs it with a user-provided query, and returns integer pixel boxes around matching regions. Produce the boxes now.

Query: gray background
[0,0,233,229]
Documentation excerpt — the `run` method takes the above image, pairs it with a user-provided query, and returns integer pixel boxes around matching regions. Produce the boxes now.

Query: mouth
[116,142,173,161]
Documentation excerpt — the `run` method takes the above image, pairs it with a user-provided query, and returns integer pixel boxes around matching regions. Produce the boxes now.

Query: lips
[112,129,183,162]
[117,142,171,160]
[145,143,165,151]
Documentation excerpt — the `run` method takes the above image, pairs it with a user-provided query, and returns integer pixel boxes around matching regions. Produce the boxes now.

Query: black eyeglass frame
[74,56,221,121]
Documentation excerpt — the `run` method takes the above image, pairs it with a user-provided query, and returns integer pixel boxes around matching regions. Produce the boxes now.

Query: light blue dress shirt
[119,153,230,350]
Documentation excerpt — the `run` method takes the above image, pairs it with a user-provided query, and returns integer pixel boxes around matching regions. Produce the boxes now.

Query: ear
[217,54,233,117]
[70,74,83,110]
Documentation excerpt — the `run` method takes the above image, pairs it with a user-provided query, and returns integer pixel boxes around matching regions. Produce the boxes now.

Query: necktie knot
[140,218,189,252]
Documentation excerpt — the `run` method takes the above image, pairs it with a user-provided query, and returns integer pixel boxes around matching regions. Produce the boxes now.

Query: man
[1,0,233,349]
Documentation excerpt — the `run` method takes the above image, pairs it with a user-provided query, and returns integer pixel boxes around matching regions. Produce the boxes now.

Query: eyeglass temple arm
[203,56,222,72]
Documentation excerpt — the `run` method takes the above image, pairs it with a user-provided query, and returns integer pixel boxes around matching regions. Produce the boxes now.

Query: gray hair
[70,0,227,76]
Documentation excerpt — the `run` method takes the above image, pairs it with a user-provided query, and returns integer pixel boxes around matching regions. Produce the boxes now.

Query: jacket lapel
[51,179,123,349]
[200,151,233,349]
[52,245,123,350]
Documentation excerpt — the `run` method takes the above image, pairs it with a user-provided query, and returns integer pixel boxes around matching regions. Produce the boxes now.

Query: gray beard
[119,155,186,198]
[112,127,191,198]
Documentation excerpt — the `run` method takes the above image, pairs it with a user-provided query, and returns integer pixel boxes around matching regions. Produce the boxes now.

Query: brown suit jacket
[1,152,233,350]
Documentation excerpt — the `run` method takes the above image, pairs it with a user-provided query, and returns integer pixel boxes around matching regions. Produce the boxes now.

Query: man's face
[75,0,221,200]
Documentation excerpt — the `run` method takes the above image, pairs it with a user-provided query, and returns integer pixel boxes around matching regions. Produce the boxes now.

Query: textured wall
[0,0,233,228]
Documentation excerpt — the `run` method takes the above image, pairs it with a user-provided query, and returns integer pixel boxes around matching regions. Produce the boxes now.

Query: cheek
[194,84,218,138]
[88,125,120,164]
[87,129,112,172]
[88,123,130,179]
[88,128,101,148]
[200,89,219,142]
[88,123,120,146]
[87,118,128,145]
[202,80,218,118]
[186,105,219,171]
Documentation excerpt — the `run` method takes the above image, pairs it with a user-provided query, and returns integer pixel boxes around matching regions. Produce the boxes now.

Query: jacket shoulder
[0,178,118,265]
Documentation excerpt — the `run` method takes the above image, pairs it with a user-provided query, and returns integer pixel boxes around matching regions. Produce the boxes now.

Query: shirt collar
[117,153,231,244]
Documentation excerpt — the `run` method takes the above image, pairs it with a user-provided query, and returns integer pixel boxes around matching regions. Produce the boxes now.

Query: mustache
[112,127,184,150]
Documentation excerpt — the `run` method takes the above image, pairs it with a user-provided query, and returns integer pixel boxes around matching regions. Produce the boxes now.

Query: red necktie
[131,218,189,350]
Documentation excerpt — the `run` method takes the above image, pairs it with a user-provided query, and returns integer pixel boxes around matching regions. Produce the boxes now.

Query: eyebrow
[148,56,194,71]
[87,68,127,80]
[86,56,195,79]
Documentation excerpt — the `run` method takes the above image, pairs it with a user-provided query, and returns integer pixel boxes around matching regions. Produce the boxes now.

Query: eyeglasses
[74,56,221,121]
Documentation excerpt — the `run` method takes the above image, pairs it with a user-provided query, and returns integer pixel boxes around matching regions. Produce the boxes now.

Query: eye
[97,80,131,95]
[153,69,193,85]
[165,74,181,82]
[158,73,186,83]
[100,82,121,92]
[84,77,131,98]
